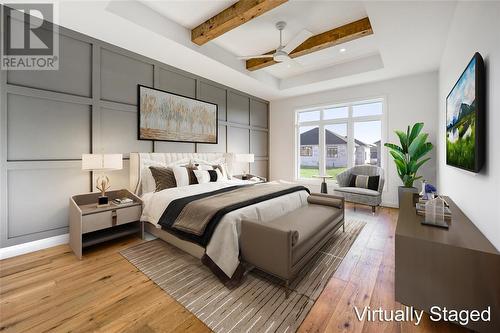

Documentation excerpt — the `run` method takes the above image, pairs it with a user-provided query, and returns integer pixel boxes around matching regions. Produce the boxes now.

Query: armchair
[334,165,385,213]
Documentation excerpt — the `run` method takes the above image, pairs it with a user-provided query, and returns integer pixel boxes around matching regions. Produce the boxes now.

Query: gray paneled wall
[0,19,269,248]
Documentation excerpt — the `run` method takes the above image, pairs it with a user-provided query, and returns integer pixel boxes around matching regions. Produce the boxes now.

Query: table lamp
[236,153,254,180]
[82,154,123,207]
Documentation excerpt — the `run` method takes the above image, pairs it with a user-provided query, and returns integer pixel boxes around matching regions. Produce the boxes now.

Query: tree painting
[139,86,217,143]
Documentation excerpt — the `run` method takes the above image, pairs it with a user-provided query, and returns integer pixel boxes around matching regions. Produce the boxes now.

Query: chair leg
[372,206,376,215]
[353,204,356,211]
[284,280,290,299]
[342,223,345,232]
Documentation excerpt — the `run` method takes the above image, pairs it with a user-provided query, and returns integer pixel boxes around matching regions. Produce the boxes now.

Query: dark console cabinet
[395,193,500,332]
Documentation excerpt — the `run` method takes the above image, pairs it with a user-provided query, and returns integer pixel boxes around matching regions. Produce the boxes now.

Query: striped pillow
[149,166,177,192]
[348,174,380,191]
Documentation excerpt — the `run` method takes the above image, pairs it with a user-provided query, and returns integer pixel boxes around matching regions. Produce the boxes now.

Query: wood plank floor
[0,204,470,333]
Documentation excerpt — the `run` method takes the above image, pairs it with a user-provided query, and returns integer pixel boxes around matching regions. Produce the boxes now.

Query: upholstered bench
[240,193,345,291]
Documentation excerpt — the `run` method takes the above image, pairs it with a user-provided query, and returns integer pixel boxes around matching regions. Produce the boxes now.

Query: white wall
[438,2,500,250]
[270,71,438,206]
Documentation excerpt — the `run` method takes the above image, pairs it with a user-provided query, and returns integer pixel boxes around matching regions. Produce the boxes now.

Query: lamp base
[97,196,109,207]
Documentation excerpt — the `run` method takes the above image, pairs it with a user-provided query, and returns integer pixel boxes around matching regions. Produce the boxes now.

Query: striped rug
[121,220,365,333]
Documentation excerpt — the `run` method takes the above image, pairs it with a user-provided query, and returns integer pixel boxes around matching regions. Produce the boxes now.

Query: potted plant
[384,122,433,206]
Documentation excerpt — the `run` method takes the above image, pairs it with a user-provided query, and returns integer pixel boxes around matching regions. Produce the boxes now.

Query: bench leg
[284,280,291,299]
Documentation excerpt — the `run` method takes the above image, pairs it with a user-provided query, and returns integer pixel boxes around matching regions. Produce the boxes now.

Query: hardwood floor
[0,204,470,333]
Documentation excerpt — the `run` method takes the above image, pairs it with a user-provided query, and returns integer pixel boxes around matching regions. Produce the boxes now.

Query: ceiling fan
[238,21,313,64]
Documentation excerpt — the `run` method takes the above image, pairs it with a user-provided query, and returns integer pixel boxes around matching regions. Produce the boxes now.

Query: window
[327,147,338,158]
[296,99,384,179]
[301,146,313,156]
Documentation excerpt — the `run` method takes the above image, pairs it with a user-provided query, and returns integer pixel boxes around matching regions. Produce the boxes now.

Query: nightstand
[233,174,267,183]
[69,189,142,259]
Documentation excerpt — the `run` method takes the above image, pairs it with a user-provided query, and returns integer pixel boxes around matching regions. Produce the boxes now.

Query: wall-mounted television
[446,52,485,172]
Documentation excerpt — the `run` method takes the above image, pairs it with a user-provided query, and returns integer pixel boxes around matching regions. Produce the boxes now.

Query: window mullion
[347,106,354,168]
[319,123,325,176]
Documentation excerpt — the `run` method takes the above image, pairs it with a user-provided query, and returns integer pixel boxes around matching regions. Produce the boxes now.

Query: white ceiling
[56,1,457,101]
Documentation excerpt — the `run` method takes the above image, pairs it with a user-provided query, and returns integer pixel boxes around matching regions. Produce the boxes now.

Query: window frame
[295,97,387,183]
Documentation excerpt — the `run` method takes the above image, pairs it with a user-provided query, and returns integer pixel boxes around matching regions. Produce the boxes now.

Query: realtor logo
[1,3,59,70]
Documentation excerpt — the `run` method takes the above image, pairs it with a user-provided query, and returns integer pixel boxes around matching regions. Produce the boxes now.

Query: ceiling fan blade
[237,54,273,60]
[282,29,313,54]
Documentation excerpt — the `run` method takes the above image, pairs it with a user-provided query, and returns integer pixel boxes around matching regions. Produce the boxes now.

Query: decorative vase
[398,186,418,208]
[420,180,427,197]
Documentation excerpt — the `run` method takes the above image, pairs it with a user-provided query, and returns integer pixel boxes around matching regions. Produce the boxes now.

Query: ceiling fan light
[273,50,290,62]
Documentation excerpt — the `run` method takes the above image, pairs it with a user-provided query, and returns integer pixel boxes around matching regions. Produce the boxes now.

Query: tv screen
[446,52,485,172]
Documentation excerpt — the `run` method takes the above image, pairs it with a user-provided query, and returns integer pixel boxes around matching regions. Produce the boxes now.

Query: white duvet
[141,180,309,278]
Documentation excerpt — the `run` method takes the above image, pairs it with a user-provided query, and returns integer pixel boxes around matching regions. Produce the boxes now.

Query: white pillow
[196,164,214,171]
[193,169,223,184]
[172,166,191,187]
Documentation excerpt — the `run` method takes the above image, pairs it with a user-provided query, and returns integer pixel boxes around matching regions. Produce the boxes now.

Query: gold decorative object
[81,154,123,207]
[96,176,110,197]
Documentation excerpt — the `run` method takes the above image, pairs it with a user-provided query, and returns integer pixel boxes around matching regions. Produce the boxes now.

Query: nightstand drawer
[82,211,113,233]
[116,206,141,225]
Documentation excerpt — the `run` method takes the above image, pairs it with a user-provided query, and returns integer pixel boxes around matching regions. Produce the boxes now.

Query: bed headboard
[129,152,235,195]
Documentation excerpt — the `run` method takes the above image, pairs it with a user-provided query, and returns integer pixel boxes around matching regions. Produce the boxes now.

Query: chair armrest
[336,170,351,187]
[308,193,344,209]
[240,219,296,279]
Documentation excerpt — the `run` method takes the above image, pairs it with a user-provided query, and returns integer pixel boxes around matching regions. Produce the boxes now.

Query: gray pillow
[149,166,177,192]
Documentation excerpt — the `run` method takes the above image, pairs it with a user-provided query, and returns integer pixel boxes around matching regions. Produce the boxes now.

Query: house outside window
[296,99,384,179]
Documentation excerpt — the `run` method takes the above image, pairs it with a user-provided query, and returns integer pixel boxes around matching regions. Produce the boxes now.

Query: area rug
[121,220,365,333]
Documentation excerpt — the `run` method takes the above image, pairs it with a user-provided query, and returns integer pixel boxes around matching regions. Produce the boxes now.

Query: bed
[129,152,310,281]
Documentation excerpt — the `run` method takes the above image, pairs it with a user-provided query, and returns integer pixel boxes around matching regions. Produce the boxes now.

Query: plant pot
[398,186,418,207]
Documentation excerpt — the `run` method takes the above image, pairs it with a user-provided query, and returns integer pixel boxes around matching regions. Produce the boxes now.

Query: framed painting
[445,52,485,172]
[138,85,218,144]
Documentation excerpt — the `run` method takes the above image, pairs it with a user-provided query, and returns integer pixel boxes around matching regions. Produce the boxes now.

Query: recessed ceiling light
[340,48,346,53]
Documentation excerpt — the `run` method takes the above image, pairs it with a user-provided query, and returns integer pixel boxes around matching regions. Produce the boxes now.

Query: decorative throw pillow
[171,166,191,187]
[212,164,229,180]
[349,174,380,191]
[193,169,223,184]
[149,166,177,192]
[185,166,199,185]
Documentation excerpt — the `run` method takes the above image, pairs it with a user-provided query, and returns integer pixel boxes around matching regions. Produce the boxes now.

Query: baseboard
[0,234,69,260]
[381,201,399,208]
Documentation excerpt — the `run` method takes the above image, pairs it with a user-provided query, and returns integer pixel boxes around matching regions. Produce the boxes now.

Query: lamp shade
[236,153,255,163]
[82,154,122,171]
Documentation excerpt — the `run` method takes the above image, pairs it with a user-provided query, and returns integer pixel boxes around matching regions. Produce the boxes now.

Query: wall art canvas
[138,85,217,144]
[446,53,485,172]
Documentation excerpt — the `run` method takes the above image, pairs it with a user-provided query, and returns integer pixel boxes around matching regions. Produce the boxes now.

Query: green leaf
[408,123,424,144]
[394,158,406,175]
[395,130,408,153]
[384,143,404,154]
[408,133,428,157]
[412,142,433,162]
[412,157,431,174]
[388,148,405,162]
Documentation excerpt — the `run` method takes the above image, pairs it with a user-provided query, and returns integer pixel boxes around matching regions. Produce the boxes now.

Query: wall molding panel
[0,19,269,248]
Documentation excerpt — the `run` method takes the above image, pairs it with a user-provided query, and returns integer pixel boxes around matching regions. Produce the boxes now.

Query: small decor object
[419,180,427,197]
[138,85,217,144]
[82,154,123,207]
[421,197,450,229]
[236,154,254,180]
[446,52,485,172]
[384,122,433,206]
[424,183,437,200]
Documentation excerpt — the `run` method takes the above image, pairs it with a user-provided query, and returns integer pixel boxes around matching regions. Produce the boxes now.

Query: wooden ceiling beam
[246,17,373,71]
[191,0,289,46]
